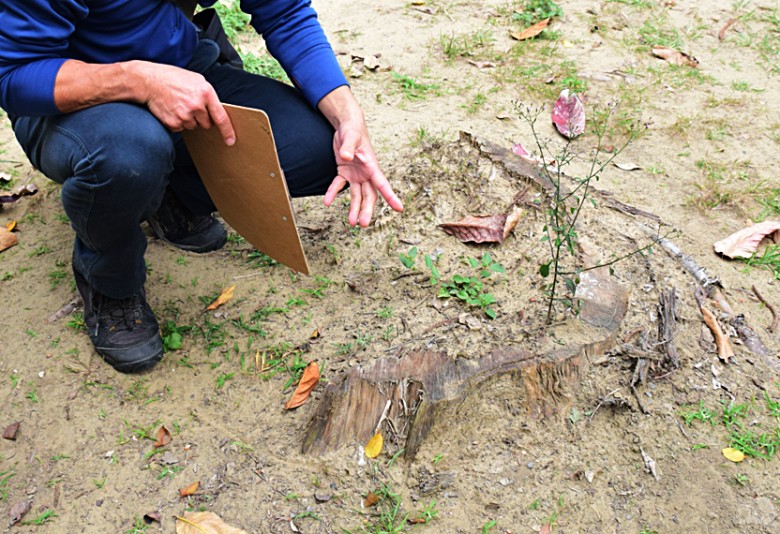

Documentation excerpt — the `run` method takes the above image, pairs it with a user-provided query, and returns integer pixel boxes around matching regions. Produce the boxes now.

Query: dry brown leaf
[0,183,38,205]
[284,361,320,410]
[143,511,162,524]
[718,18,737,41]
[175,511,249,534]
[8,499,32,526]
[365,432,383,458]
[651,45,699,67]
[154,425,172,448]
[0,226,18,252]
[206,285,236,311]
[510,18,550,41]
[467,60,497,69]
[3,421,20,440]
[440,206,523,244]
[364,492,380,507]
[179,480,200,497]
[713,221,780,259]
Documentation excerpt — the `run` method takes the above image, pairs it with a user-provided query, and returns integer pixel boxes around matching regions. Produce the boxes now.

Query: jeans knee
[86,123,174,197]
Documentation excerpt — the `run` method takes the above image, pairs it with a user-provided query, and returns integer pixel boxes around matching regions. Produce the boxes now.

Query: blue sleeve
[238,0,348,107]
[0,1,87,116]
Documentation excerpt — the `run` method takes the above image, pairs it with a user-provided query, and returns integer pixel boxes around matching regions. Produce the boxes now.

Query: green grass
[241,51,289,83]
[391,73,440,100]
[213,1,251,40]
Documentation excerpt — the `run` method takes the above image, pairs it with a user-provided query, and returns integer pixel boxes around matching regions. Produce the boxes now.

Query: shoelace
[95,293,144,334]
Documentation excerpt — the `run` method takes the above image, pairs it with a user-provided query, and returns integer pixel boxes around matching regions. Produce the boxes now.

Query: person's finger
[337,129,362,162]
[373,177,404,212]
[324,175,348,207]
[358,181,377,227]
[193,108,212,129]
[205,93,235,146]
[348,180,361,226]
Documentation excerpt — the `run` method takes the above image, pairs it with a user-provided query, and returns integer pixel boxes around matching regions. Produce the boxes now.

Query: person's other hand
[324,122,403,227]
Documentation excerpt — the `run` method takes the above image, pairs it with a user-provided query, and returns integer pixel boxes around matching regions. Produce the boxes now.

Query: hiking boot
[74,269,163,373]
[147,188,227,253]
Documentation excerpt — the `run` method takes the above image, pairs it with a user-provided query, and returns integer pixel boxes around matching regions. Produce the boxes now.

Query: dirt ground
[1,0,780,532]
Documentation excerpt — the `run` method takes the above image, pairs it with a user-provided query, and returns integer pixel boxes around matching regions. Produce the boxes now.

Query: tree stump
[302,266,628,459]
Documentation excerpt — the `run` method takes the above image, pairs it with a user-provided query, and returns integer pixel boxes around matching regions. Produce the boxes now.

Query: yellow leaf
[5,220,16,231]
[206,285,236,311]
[722,447,745,463]
[365,432,383,459]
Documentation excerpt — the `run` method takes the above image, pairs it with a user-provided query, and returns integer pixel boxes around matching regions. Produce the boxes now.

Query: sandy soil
[1,0,779,532]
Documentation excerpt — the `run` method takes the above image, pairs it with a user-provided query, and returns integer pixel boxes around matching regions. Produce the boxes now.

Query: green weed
[22,509,58,525]
[511,0,563,26]
[428,253,504,319]
[680,401,716,426]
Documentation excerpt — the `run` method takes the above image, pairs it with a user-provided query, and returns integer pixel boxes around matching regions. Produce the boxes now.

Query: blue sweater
[0,0,348,116]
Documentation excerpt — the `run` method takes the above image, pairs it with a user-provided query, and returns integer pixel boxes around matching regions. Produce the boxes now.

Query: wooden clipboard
[182,104,310,275]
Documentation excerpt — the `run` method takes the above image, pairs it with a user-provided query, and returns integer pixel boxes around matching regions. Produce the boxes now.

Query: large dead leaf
[440,206,523,244]
[510,18,549,41]
[284,361,320,410]
[206,285,236,311]
[365,432,383,458]
[175,511,248,534]
[713,221,780,259]
[0,183,38,204]
[651,45,699,67]
[551,89,585,139]
[154,425,172,448]
[0,226,18,252]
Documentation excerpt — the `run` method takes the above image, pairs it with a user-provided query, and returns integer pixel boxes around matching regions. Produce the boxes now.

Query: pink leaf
[551,89,585,139]
[512,142,531,159]
[713,221,780,259]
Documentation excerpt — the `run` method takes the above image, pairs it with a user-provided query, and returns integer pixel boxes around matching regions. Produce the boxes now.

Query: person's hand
[53,59,235,145]
[136,62,236,146]
[318,86,403,227]
[323,123,404,227]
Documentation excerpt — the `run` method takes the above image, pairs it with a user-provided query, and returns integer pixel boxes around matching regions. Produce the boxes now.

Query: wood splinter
[695,288,734,363]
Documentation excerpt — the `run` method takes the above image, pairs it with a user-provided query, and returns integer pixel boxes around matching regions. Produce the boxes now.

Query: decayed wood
[303,273,628,459]
[657,288,681,370]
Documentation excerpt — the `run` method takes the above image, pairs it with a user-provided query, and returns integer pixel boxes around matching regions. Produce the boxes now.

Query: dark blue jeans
[11,44,337,299]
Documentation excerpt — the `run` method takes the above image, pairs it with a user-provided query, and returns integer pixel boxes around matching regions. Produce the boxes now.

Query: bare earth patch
[1,0,779,532]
